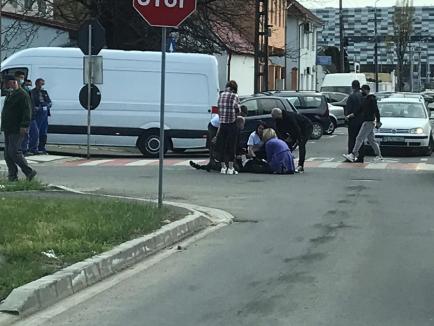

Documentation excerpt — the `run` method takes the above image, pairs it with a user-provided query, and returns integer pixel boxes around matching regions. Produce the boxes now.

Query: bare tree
[48,0,254,54]
[392,0,414,91]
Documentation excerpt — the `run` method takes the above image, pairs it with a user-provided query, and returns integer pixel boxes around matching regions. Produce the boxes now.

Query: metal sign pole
[158,27,167,209]
[87,24,92,160]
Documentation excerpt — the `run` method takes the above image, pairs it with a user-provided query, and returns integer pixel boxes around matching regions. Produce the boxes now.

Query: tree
[48,0,254,54]
[392,0,414,91]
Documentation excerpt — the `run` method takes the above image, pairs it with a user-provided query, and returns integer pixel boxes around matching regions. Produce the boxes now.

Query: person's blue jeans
[21,120,39,153]
[35,110,49,152]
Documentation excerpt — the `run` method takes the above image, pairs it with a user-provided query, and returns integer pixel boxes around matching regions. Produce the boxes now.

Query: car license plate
[382,137,405,143]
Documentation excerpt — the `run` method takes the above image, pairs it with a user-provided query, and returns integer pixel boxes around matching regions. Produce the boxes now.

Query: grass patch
[0,194,182,301]
[0,175,45,192]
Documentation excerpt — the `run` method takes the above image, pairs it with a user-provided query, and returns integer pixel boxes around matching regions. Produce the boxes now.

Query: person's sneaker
[220,167,227,174]
[226,168,238,175]
[374,156,384,162]
[343,153,356,162]
[295,166,304,173]
[8,176,18,182]
[26,170,37,182]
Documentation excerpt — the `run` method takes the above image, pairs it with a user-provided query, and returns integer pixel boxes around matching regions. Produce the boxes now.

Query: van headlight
[409,127,424,134]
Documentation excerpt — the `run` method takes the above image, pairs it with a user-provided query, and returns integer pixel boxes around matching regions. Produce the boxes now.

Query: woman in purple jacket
[262,128,295,174]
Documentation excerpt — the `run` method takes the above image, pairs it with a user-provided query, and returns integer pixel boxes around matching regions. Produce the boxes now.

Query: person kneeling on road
[262,128,295,174]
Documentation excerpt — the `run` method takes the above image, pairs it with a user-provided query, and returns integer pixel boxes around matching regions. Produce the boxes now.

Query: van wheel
[310,122,324,140]
[137,131,168,158]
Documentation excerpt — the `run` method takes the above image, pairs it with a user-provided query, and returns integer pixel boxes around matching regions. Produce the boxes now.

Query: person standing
[345,80,365,162]
[343,85,383,162]
[31,78,52,154]
[271,108,313,173]
[216,80,240,175]
[21,79,37,155]
[0,75,37,181]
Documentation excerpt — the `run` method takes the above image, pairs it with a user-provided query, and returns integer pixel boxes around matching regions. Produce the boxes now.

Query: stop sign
[133,0,197,27]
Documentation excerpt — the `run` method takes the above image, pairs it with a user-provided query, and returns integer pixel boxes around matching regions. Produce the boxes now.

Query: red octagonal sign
[133,0,197,28]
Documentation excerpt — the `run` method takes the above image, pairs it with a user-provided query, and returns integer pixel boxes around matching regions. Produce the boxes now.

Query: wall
[1,16,71,61]
[214,52,255,96]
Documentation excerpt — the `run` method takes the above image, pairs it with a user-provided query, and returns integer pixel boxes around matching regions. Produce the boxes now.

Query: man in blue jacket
[30,78,52,154]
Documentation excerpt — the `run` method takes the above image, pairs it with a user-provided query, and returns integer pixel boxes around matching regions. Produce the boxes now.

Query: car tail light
[211,106,218,114]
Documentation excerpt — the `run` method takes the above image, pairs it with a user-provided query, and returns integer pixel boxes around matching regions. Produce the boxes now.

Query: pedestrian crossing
[2,157,433,172]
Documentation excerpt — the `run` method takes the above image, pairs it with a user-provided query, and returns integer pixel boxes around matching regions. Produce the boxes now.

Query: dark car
[239,95,324,144]
[273,91,332,139]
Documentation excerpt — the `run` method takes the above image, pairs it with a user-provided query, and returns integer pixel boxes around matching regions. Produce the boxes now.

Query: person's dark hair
[361,84,370,92]
[256,121,267,133]
[35,78,45,84]
[240,105,248,117]
[226,80,238,93]
[351,80,360,90]
[4,75,17,82]
[14,71,25,78]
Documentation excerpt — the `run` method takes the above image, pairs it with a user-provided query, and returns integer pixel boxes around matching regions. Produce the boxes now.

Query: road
[4,129,434,326]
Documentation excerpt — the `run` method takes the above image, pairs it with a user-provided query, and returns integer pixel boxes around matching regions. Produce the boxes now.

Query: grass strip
[0,176,45,192]
[0,195,178,301]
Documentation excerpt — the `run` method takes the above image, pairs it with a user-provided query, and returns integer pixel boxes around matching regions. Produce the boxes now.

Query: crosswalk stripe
[365,163,388,169]
[125,160,158,166]
[416,163,434,171]
[318,162,342,168]
[174,160,206,166]
[79,160,115,166]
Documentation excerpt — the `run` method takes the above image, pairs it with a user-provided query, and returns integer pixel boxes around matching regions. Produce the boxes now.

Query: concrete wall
[215,53,255,96]
[1,16,72,61]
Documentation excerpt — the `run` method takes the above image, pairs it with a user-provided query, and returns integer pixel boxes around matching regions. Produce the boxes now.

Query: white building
[285,0,322,91]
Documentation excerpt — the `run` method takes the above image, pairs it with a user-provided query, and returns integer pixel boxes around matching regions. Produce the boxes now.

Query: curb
[0,187,233,320]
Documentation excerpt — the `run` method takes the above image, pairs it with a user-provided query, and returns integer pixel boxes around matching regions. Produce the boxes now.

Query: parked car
[322,91,348,104]
[372,97,433,155]
[239,95,326,144]
[328,103,346,128]
[273,91,332,139]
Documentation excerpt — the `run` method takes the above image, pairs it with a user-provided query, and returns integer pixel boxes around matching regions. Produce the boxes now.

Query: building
[283,0,322,91]
[313,6,434,90]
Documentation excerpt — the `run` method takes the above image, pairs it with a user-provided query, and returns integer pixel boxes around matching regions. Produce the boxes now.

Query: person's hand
[20,128,28,136]
[375,121,382,129]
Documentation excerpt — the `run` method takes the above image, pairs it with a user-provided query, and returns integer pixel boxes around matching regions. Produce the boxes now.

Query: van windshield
[320,86,352,95]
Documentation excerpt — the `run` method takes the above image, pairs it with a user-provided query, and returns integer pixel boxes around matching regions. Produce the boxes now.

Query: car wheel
[137,131,168,158]
[424,134,433,156]
[310,122,324,140]
[324,120,336,135]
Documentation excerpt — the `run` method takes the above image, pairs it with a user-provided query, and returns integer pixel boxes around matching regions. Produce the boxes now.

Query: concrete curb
[0,186,233,320]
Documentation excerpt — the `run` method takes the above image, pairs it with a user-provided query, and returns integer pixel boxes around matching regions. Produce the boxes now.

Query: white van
[0,47,219,157]
[320,73,367,95]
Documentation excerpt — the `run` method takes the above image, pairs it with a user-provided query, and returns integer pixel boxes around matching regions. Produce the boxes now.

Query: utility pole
[410,47,414,92]
[254,0,269,93]
[374,2,379,92]
[339,0,345,73]
[418,47,422,91]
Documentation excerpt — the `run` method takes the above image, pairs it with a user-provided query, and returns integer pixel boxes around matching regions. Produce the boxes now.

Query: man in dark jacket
[343,84,383,162]
[344,80,365,162]
[271,108,313,173]
[30,78,52,154]
[0,75,37,181]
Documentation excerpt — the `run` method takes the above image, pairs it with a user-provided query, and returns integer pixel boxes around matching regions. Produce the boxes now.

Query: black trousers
[4,133,34,180]
[216,122,238,163]
[298,125,313,168]
[348,120,365,161]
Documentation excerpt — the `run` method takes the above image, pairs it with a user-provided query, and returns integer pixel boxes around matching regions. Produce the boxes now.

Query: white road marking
[366,163,388,169]
[326,135,337,138]
[420,158,428,162]
[125,160,158,166]
[174,160,207,166]
[79,159,114,166]
[25,155,68,162]
[306,157,335,162]
[318,162,341,168]
[416,163,434,171]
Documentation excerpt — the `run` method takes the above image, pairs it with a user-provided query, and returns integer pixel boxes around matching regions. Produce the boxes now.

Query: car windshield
[304,96,323,108]
[378,102,427,119]
[321,86,352,94]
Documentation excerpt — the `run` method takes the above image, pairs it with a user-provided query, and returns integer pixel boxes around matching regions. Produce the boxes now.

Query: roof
[1,11,78,32]
[1,47,217,66]
[286,0,323,26]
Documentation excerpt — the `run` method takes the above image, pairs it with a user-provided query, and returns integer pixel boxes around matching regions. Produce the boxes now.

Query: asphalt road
[7,130,434,326]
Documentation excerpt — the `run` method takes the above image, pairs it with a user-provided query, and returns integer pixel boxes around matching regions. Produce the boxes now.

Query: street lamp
[374,0,380,92]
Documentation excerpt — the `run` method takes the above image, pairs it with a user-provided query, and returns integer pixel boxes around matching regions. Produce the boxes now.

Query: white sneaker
[220,167,227,174]
[374,156,384,162]
[226,168,238,175]
[343,153,356,162]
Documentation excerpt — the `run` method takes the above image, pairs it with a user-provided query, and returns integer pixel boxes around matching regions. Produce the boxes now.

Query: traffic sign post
[132,0,197,209]
[78,19,106,159]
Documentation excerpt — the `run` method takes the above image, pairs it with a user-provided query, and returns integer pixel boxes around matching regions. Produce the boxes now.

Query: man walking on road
[345,80,365,163]
[271,108,313,173]
[216,80,241,175]
[1,75,37,181]
[343,85,383,162]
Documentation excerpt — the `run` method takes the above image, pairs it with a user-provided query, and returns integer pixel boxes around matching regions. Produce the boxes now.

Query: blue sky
[298,0,434,8]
